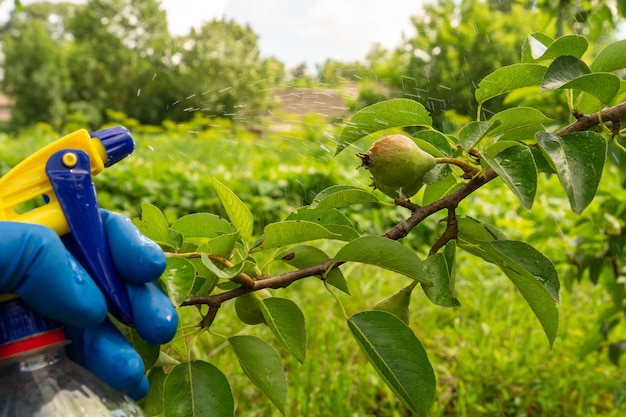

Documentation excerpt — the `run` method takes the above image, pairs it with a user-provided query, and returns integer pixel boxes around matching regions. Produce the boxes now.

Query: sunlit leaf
[201,253,255,280]
[486,107,551,139]
[171,213,233,238]
[333,236,430,285]
[311,185,380,209]
[160,257,196,306]
[536,131,607,214]
[348,311,435,416]
[565,73,621,104]
[482,141,537,210]
[262,220,342,249]
[522,33,588,61]
[541,56,590,91]
[590,39,626,72]
[260,297,307,363]
[421,241,459,307]
[213,177,253,243]
[132,202,180,250]
[335,99,432,156]
[475,64,547,104]
[164,361,234,417]
[229,335,288,414]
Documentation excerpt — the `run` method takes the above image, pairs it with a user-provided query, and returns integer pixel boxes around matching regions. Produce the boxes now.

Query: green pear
[358,134,436,198]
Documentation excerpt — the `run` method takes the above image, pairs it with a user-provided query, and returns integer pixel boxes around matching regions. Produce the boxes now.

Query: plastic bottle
[0,297,147,417]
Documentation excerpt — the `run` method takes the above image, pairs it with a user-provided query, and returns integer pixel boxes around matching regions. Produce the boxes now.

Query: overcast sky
[1,0,425,69]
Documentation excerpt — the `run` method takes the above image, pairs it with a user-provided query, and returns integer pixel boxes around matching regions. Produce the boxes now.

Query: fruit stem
[435,157,481,178]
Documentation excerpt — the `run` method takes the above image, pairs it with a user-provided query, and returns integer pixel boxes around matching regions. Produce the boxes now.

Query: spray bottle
[0,127,148,416]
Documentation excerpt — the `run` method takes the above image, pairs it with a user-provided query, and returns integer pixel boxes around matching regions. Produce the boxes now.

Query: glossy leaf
[521,32,554,62]
[276,245,349,294]
[348,311,435,416]
[311,185,380,209]
[164,361,234,417]
[260,297,307,363]
[229,335,288,414]
[590,39,626,72]
[421,241,459,307]
[540,56,590,91]
[333,236,430,285]
[475,64,547,104]
[160,257,196,306]
[335,99,432,156]
[565,73,621,104]
[482,141,537,210]
[201,253,255,280]
[414,130,452,156]
[262,220,341,249]
[213,177,253,243]
[536,131,607,214]
[487,107,551,139]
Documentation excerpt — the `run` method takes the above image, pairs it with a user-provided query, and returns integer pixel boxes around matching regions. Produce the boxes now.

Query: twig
[429,205,458,256]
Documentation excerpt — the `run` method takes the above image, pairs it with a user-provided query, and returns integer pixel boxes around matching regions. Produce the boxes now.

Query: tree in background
[0,0,283,130]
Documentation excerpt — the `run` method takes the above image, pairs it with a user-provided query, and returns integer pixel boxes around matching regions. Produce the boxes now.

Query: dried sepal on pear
[357,134,436,198]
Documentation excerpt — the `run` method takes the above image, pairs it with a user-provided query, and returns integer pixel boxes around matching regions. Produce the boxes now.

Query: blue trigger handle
[45,138,135,326]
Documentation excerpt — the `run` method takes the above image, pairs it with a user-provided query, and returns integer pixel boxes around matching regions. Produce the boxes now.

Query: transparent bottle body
[0,345,146,417]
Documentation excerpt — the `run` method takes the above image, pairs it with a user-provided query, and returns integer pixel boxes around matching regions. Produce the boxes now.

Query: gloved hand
[0,210,178,400]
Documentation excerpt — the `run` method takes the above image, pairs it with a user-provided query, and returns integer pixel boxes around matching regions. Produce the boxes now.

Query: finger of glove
[0,222,107,327]
[65,321,149,400]
[101,210,166,284]
[129,282,178,345]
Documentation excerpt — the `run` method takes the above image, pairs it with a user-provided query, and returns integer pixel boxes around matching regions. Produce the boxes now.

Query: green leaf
[229,335,288,414]
[475,64,547,104]
[164,361,234,417]
[522,33,588,61]
[540,56,591,91]
[421,241,460,307]
[197,231,240,259]
[372,283,415,324]
[536,131,607,214]
[213,177,253,243]
[566,73,621,104]
[457,219,560,346]
[482,141,537,210]
[333,236,430,285]
[413,130,452,157]
[171,213,233,238]
[335,99,432,156]
[276,245,349,294]
[590,39,626,72]
[459,121,496,150]
[310,185,380,209]
[348,311,435,416]
[486,107,551,140]
[116,325,161,371]
[160,257,196,306]
[132,202,180,250]
[260,297,307,363]
[285,207,359,241]
[262,220,342,249]
[139,367,167,415]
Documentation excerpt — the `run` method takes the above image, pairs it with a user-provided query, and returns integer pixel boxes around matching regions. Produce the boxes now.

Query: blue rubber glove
[0,211,178,400]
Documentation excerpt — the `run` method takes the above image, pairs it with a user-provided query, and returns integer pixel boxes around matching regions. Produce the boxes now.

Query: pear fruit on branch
[357,134,436,199]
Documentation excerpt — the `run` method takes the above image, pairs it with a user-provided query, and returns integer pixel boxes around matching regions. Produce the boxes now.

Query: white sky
[1,0,425,69]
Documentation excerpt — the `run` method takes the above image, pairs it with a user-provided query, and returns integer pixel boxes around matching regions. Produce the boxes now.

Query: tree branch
[557,101,626,136]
